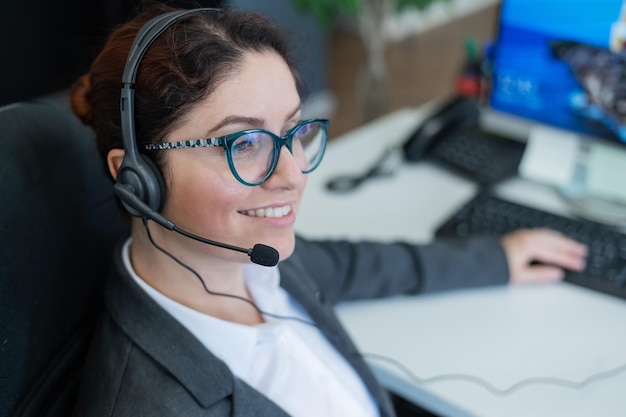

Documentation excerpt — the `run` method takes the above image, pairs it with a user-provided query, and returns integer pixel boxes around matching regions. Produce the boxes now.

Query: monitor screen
[490,0,626,145]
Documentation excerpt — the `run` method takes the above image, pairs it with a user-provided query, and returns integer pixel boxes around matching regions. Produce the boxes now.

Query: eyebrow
[205,104,302,136]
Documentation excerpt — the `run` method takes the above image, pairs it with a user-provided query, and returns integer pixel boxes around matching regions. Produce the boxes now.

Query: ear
[107,149,125,181]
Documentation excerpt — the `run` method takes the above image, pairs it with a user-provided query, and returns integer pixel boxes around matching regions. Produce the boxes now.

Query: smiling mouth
[239,205,292,218]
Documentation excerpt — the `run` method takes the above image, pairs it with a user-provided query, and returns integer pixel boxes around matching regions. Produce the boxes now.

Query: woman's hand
[501,228,588,284]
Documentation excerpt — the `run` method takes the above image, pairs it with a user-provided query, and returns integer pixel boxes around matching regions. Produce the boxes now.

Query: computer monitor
[490,0,626,143]
[485,0,626,222]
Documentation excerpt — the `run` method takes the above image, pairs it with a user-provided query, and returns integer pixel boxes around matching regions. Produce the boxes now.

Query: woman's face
[159,50,307,263]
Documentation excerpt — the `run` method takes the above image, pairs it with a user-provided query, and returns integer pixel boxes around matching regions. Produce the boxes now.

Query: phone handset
[402,96,480,162]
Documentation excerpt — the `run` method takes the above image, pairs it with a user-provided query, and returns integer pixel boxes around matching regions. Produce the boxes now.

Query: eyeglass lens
[230,120,326,184]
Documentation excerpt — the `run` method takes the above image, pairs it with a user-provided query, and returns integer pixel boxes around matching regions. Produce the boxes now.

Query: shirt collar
[243,261,281,313]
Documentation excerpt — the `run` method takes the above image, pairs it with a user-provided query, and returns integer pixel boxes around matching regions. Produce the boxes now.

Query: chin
[271,237,296,262]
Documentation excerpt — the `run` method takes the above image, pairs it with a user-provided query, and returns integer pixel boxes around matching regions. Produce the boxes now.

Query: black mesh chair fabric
[0,101,129,417]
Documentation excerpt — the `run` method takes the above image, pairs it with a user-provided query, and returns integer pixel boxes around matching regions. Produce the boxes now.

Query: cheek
[161,156,250,227]
[301,174,308,194]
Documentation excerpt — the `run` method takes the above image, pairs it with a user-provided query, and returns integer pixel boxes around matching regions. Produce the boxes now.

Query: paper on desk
[585,142,626,203]
[518,125,580,187]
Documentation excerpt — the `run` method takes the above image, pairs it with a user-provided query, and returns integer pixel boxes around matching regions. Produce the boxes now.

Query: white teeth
[243,205,291,218]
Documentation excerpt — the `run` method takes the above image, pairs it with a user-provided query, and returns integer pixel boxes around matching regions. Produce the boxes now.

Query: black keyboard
[429,126,527,186]
[435,192,626,300]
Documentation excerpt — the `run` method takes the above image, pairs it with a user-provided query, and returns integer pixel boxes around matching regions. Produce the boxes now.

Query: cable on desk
[325,146,404,192]
[362,352,626,396]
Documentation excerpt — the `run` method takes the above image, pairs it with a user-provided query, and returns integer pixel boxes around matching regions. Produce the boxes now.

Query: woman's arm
[289,235,509,305]
[289,230,587,305]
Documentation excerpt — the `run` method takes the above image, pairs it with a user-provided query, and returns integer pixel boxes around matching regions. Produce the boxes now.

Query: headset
[113,7,279,266]
[116,7,218,216]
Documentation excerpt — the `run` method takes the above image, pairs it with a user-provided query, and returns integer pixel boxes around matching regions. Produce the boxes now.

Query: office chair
[0,101,129,417]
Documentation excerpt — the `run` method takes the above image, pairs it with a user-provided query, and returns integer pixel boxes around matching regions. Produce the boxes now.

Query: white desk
[294,107,626,417]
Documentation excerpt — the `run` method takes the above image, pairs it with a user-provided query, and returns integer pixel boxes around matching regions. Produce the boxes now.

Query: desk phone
[403,96,526,186]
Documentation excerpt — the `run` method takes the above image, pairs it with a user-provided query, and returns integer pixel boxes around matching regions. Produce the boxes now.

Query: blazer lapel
[105,253,234,408]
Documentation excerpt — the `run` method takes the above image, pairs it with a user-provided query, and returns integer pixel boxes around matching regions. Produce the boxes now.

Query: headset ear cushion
[141,154,167,212]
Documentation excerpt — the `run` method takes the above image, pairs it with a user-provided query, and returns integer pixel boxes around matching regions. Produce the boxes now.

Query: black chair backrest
[0,101,129,417]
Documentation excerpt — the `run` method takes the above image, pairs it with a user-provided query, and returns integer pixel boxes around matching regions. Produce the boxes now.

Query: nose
[263,145,305,189]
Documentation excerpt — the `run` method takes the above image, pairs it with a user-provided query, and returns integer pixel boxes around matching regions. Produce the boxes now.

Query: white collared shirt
[122,239,379,417]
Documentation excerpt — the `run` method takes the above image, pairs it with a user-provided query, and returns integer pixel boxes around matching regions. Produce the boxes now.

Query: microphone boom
[114,183,279,266]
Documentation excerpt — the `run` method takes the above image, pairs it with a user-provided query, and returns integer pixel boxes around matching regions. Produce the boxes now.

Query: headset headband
[120,7,219,165]
[115,7,219,216]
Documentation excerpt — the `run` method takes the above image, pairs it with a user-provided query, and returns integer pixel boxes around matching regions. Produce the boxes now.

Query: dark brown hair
[71,3,301,167]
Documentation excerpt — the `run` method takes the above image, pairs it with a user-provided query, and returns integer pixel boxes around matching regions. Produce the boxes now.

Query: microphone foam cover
[250,244,280,267]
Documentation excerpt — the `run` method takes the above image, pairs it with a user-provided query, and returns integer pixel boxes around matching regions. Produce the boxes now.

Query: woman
[70,4,587,417]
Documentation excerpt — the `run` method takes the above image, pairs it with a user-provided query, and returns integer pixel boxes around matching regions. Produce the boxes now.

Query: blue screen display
[490,0,626,143]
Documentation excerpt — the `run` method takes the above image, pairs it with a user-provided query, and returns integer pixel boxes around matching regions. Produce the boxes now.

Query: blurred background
[0,0,499,139]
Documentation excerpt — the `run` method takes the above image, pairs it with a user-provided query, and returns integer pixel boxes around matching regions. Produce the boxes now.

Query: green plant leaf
[394,0,453,12]
[291,0,361,28]
[292,0,454,28]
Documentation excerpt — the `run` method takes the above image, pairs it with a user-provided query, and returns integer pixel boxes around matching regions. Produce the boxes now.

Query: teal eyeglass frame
[145,118,329,186]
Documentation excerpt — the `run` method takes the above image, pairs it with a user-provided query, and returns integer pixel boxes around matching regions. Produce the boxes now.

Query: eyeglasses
[145,119,329,186]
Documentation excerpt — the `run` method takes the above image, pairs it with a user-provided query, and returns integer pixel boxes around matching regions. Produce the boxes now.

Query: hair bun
[70,74,94,126]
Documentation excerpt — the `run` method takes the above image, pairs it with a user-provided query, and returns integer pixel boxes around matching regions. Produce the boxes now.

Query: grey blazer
[72,235,508,416]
